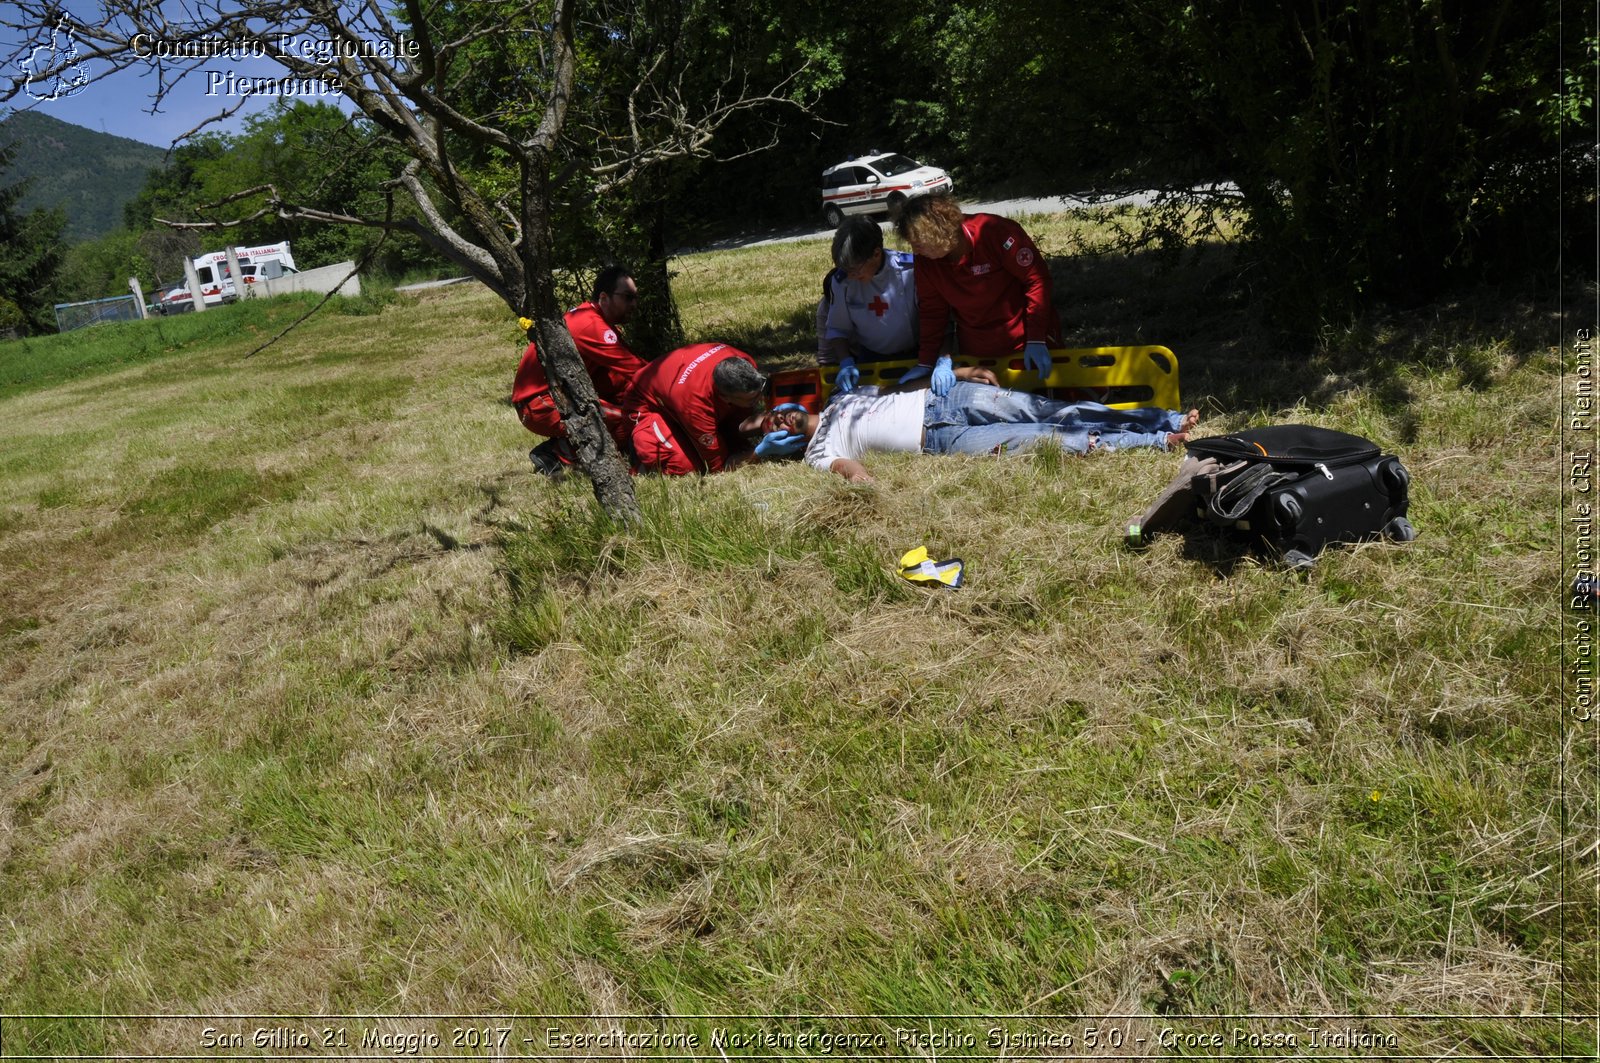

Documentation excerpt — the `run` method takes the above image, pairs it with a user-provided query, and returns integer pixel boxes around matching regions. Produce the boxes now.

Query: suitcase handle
[1206,463,1299,523]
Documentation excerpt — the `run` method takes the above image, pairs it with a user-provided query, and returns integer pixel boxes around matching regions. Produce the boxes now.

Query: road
[687,189,1167,253]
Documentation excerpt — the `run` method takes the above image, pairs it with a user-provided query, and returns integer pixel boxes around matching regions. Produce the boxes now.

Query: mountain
[0,110,168,243]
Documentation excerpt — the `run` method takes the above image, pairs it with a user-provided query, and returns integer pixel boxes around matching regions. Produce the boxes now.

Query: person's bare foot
[1165,431,1190,449]
[1180,408,1200,432]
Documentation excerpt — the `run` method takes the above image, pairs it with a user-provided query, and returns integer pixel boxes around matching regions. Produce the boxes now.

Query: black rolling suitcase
[1131,425,1415,568]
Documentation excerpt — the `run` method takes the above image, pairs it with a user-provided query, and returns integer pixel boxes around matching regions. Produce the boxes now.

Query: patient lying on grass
[752,367,1199,483]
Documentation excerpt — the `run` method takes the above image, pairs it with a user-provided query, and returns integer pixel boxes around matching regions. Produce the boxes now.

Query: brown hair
[832,216,884,271]
[896,193,964,256]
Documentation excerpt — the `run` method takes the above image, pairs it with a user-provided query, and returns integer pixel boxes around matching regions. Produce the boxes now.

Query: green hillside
[0,109,166,242]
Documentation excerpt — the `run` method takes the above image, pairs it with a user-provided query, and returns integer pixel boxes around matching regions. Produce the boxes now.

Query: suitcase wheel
[1273,492,1303,526]
[1382,459,1411,495]
[1282,548,1316,571]
[1385,516,1416,542]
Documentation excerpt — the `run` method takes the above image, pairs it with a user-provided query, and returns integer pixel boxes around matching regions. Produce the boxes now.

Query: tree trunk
[532,317,641,525]
[522,155,641,526]
[626,185,685,355]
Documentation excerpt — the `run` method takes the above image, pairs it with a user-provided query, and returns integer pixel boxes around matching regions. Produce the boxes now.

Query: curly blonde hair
[896,193,964,257]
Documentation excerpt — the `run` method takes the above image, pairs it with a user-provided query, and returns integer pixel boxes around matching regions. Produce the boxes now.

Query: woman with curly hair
[896,193,1062,396]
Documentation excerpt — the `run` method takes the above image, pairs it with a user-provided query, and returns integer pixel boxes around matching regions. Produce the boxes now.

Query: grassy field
[0,217,1591,1058]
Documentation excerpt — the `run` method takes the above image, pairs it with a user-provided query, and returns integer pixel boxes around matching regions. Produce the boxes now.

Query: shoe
[529,439,567,478]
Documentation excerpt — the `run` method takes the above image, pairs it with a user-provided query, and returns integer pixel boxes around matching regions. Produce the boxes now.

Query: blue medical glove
[1023,341,1052,379]
[754,430,807,459]
[931,354,956,397]
[771,402,808,414]
[835,356,859,393]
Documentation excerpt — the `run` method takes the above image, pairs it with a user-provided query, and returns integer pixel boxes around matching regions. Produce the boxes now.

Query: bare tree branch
[0,0,822,524]
[244,229,390,359]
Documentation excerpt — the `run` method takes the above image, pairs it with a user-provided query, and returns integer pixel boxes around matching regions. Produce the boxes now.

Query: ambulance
[154,242,299,313]
[819,153,954,228]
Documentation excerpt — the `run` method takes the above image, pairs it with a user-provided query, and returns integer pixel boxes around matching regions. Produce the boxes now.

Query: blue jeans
[922,382,1183,456]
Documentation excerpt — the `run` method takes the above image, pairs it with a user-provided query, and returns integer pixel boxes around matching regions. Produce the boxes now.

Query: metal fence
[53,294,141,333]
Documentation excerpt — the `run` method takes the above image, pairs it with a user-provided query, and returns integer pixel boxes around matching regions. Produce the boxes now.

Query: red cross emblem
[867,295,890,317]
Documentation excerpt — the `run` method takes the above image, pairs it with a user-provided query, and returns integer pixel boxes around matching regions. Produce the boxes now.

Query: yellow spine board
[812,345,1181,411]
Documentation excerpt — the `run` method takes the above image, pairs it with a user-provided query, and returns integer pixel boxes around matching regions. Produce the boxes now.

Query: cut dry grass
[0,222,1589,1057]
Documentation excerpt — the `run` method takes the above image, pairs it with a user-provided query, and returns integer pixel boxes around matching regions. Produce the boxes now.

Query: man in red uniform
[896,193,1062,396]
[512,265,649,474]
[625,342,796,475]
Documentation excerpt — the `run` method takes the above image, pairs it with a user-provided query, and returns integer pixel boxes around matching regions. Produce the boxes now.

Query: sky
[4,1,353,148]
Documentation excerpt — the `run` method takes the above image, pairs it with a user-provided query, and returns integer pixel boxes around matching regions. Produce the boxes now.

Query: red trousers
[518,394,630,454]
[629,411,704,475]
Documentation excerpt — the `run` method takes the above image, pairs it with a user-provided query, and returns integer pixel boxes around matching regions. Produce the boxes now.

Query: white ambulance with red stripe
[820,153,954,228]
[154,242,299,314]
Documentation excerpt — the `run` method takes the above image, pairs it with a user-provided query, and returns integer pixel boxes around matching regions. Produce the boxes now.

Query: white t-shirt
[804,387,926,472]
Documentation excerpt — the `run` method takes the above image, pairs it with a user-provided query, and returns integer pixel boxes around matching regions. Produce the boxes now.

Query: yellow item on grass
[898,546,965,589]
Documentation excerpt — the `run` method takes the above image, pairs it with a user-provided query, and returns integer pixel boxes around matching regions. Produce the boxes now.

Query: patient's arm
[828,458,874,483]
[881,365,997,395]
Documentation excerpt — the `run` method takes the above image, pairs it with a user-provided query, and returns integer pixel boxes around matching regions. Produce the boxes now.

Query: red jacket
[915,213,1061,365]
[511,302,648,410]
[624,342,757,473]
